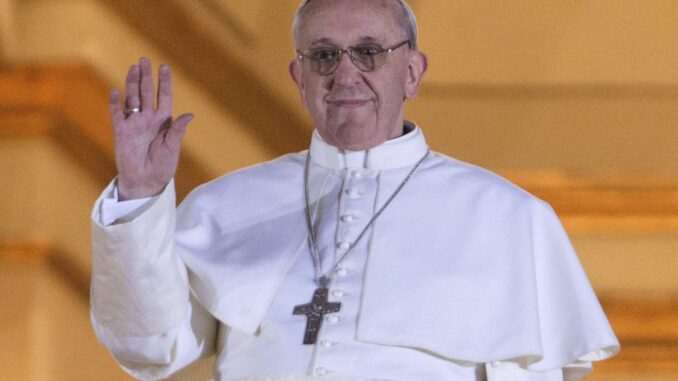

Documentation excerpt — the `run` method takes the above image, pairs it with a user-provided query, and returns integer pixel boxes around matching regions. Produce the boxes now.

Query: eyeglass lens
[307,48,383,75]
[303,41,408,76]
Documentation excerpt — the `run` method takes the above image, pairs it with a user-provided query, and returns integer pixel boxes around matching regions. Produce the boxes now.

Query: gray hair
[293,0,419,50]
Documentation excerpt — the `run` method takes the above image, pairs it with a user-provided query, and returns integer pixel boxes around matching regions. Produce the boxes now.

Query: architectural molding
[421,83,678,100]
[194,0,257,46]
[529,185,678,217]
[0,63,210,199]
[0,239,51,265]
[598,294,678,371]
[0,239,88,303]
[0,110,52,137]
[562,215,678,235]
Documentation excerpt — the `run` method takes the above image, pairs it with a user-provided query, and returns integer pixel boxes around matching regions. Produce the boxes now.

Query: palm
[109,58,193,200]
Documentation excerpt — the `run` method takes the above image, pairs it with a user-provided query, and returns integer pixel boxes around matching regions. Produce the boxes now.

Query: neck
[337,121,416,153]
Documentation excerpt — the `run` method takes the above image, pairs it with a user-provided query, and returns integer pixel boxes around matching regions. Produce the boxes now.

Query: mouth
[326,99,370,108]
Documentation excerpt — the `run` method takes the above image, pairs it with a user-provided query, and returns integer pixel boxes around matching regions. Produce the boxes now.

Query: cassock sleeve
[90,179,217,380]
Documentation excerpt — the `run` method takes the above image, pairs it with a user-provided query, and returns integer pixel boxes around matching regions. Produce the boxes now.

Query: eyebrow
[357,36,380,43]
[309,36,384,46]
[310,38,335,46]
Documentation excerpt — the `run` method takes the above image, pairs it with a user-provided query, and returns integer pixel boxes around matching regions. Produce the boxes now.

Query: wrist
[116,178,166,201]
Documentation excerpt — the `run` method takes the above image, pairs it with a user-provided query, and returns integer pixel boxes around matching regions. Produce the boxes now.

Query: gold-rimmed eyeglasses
[297,40,410,76]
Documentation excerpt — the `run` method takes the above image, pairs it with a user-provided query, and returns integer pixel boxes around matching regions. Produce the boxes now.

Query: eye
[310,48,338,62]
[354,46,381,57]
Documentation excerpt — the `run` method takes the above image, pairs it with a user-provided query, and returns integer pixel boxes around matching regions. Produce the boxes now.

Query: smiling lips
[326,99,370,108]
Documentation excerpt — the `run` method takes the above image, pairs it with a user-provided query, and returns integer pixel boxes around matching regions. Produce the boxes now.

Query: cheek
[302,76,327,111]
[376,78,407,111]
[374,63,408,96]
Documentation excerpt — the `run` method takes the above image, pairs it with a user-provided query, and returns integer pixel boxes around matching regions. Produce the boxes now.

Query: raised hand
[109,57,193,200]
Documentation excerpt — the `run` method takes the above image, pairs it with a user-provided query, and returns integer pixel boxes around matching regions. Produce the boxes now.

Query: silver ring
[124,107,141,115]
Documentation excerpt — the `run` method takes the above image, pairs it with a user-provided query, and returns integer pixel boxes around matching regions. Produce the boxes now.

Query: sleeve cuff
[91,178,189,336]
[98,179,165,226]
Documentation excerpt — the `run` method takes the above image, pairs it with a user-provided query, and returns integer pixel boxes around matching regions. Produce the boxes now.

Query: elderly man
[90,1,619,380]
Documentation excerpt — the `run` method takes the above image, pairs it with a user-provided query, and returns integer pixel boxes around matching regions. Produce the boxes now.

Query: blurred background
[1,0,677,380]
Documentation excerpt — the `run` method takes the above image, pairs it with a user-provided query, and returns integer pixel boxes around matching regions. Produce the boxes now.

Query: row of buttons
[312,169,369,378]
[337,212,356,249]
[345,170,366,196]
[313,287,347,375]
[344,166,374,200]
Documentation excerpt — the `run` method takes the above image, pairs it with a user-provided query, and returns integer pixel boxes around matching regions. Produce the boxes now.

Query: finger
[124,65,141,110]
[157,64,172,114]
[109,89,124,129]
[139,57,155,112]
[166,113,194,150]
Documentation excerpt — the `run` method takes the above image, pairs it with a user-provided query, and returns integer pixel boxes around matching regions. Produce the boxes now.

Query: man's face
[290,0,426,151]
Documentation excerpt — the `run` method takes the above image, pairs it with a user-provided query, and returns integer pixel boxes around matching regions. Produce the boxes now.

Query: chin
[331,133,386,151]
[319,115,389,150]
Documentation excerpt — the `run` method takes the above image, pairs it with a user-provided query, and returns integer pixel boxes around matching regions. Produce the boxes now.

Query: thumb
[166,113,193,149]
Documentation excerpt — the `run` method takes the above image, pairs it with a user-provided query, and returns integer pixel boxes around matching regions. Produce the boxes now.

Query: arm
[91,180,217,380]
[90,58,215,380]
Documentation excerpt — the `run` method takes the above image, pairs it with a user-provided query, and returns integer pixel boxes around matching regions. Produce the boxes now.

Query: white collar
[309,121,429,170]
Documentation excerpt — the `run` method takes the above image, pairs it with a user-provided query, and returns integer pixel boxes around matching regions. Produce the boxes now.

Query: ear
[404,50,428,100]
[289,59,307,106]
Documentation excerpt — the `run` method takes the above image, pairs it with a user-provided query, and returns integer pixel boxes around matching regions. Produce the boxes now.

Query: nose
[332,50,362,85]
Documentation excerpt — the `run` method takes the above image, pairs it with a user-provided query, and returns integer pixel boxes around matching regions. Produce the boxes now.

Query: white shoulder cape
[169,152,618,373]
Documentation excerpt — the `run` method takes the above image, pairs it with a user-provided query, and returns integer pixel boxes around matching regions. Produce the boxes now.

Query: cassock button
[336,241,350,250]
[320,339,334,348]
[346,188,360,198]
[331,289,345,298]
[335,268,349,276]
[314,367,328,376]
[326,315,340,324]
[340,214,355,223]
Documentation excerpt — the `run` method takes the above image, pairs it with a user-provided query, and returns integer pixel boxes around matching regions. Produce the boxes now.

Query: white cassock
[90,124,619,381]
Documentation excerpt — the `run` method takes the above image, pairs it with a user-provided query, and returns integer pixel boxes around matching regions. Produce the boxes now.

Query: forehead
[299,0,402,46]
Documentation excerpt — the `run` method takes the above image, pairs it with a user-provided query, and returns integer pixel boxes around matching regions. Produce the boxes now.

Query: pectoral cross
[293,287,341,344]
